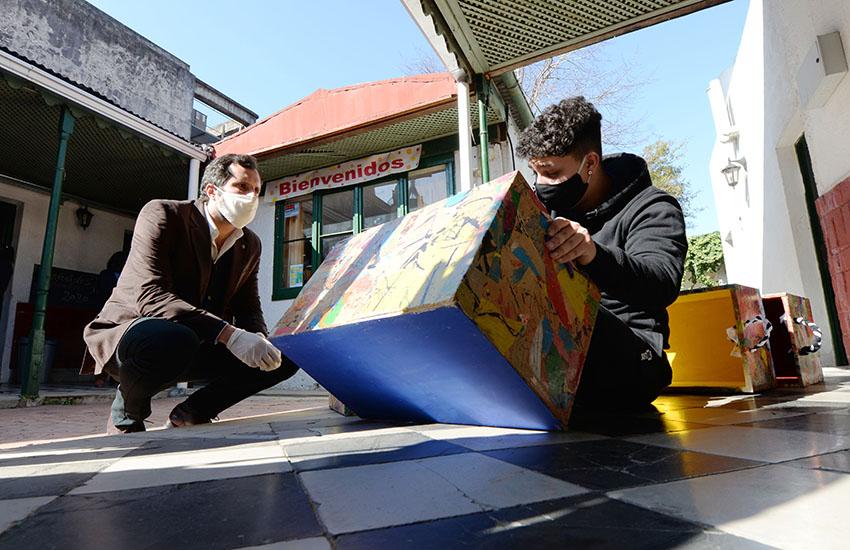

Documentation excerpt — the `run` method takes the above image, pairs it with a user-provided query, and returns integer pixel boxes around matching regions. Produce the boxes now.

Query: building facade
[707,0,850,365]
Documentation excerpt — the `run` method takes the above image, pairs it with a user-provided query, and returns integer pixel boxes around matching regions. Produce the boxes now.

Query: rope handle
[727,315,773,352]
[780,314,823,355]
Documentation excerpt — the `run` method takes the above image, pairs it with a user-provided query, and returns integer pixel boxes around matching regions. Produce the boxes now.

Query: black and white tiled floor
[2,367,849,549]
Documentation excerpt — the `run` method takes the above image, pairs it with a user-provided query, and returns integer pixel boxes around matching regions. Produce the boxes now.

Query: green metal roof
[0,72,191,213]
[256,101,502,182]
[420,0,730,75]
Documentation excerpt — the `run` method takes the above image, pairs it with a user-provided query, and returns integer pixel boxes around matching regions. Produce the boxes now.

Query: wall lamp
[75,205,94,230]
[722,158,747,188]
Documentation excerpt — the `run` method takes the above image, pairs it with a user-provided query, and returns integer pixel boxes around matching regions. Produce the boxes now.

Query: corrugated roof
[417,0,731,75]
[215,74,458,158]
[0,44,198,149]
[213,73,503,182]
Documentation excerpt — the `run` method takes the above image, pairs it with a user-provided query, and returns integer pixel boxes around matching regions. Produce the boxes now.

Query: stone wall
[0,0,195,138]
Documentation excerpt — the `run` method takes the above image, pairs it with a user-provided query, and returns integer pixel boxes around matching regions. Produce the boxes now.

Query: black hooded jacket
[553,152,687,354]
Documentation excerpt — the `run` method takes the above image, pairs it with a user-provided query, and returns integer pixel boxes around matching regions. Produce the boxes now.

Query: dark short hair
[516,96,602,159]
[200,154,259,197]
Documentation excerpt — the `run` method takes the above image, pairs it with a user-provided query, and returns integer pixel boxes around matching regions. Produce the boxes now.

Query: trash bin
[17,337,59,385]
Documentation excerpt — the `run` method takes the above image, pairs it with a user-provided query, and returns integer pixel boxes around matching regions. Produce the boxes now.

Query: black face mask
[533,156,589,215]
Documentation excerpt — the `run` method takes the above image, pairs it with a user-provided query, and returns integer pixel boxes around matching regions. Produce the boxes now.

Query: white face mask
[213,187,258,229]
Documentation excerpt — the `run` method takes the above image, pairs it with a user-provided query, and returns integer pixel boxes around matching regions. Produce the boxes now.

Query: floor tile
[413,424,605,451]
[298,453,585,535]
[628,425,850,463]
[235,537,331,550]
[784,449,850,473]
[484,439,762,491]
[0,436,146,467]
[418,453,587,509]
[0,496,55,535]
[660,406,811,426]
[0,458,114,499]
[795,390,850,404]
[0,474,321,550]
[736,412,850,435]
[285,430,469,472]
[611,464,850,550]
[70,440,291,494]
[568,410,712,436]
[336,494,773,549]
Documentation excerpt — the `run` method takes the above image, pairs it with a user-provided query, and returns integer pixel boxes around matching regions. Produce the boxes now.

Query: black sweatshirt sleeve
[581,195,687,309]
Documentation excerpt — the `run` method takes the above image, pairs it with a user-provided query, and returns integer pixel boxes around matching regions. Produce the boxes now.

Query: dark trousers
[110,318,298,427]
[575,306,672,409]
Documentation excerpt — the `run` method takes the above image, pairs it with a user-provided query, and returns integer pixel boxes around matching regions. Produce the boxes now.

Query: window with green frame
[273,154,454,300]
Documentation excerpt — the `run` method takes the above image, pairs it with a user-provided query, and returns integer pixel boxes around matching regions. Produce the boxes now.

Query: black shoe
[106,420,146,435]
[166,402,213,428]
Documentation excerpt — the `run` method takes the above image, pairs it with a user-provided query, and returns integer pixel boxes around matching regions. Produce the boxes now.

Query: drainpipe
[187,158,201,200]
[22,106,75,399]
[453,69,473,193]
[476,75,490,185]
[172,157,202,398]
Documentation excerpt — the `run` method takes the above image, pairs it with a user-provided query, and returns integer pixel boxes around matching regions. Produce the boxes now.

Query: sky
[87,0,750,236]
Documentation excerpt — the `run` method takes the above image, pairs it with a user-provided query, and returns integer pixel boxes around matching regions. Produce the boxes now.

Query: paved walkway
[1,369,849,549]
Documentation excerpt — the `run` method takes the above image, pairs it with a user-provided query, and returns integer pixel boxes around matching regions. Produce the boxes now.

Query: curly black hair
[516,96,602,159]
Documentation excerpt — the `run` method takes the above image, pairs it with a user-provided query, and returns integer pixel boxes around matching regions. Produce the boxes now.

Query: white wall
[707,0,766,290]
[0,179,136,382]
[707,0,850,365]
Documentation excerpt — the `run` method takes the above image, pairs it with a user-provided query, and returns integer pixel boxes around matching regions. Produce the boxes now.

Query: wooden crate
[667,284,775,393]
[270,171,600,430]
[762,293,824,387]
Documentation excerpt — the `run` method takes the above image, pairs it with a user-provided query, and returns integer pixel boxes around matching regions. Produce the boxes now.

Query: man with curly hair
[517,96,687,409]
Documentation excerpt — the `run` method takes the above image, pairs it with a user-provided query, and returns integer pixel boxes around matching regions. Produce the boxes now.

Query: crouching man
[517,97,687,409]
[83,154,298,433]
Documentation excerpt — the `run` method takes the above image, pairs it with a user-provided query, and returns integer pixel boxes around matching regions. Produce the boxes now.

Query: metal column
[476,76,490,185]
[454,70,473,192]
[22,106,75,398]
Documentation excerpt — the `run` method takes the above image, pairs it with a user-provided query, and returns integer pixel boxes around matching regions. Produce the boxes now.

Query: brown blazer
[82,199,266,375]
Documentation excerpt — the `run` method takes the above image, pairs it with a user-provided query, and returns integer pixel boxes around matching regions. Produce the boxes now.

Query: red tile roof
[213,73,456,158]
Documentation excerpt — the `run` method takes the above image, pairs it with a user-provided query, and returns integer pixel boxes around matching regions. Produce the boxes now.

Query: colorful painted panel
[456,183,599,425]
[271,171,601,430]
[274,175,509,335]
[729,285,776,392]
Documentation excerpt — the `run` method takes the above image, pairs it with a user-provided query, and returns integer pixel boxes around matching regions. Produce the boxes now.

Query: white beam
[187,158,201,199]
[456,76,473,192]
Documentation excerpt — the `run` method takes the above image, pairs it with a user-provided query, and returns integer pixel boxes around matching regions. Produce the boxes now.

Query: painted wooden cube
[667,284,776,393]
[762,292,824,387]
[270,171,601,430]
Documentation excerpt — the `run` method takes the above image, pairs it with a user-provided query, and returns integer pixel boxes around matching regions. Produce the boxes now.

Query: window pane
[363,179,399,229]
[282,239,313,288]
[321,189,354,234]
[408,164,448,212]
[283,196,313,241]
[321,233,352,260]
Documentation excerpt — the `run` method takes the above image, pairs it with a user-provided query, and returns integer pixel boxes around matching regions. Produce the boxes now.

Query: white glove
[225,328,282,371]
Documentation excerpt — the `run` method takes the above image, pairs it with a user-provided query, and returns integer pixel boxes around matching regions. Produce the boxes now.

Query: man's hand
[545,217,597,265]
[224,327,282,371]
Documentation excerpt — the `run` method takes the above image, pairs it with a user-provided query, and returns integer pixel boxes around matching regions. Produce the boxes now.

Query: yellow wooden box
[666,284,776,393]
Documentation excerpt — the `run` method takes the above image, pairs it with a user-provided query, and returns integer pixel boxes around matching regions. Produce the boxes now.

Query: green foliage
[684,231,725,289]
[643,139,700,222]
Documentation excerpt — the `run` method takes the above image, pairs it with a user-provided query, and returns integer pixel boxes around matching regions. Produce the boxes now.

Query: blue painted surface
[271,307,561,430]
